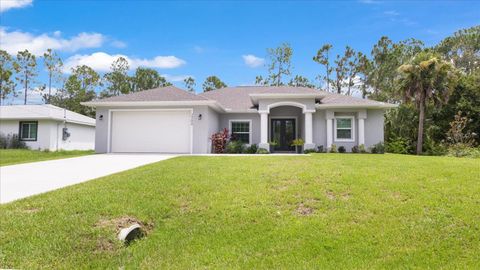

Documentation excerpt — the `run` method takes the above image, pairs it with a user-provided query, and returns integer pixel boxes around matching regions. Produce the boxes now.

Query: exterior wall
[219,113,260,145]
[313,109,385,152]
[206,107,220,153]
[0,119,54,150]
[0,119,95,151]
[55,122,95,150]
[313,110,327,147]
[94,105,213,154]
[364,109,385,147]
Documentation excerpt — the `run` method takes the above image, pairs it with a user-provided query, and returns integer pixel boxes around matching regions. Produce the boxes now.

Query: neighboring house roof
[82,85,396,112]
[0,104,96,126]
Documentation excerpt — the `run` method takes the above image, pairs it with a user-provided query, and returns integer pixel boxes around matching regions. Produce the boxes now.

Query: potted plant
[291,138,304,154]
[269,140,278,153]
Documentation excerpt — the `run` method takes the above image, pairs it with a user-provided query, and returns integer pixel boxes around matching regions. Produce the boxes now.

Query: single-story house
[82,86,396,154]
[0,104,96,151]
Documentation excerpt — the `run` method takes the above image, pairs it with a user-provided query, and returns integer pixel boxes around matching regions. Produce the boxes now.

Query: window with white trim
[335,117,354,141]
[230,120,251,144]
[19,121,38,141]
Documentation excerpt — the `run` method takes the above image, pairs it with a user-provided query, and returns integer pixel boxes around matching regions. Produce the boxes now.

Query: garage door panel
[111,110,191,153]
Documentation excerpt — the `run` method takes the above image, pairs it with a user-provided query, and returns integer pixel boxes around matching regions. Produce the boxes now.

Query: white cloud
[0,0,32,12]
[242,54,264,68]
[63,52,186,73]
[0,28,105,55]
[162,74,193,82]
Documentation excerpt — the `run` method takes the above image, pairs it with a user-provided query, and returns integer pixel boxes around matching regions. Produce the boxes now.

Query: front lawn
[0,154,479,269]
[0,149,94,166]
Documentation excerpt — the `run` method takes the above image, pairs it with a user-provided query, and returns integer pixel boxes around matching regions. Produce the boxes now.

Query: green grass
[0,154,479,269]
[0,149,94,166]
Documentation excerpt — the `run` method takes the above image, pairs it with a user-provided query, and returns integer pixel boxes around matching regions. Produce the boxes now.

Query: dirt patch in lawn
[326,190,351,200]
[296,203,314,216]
[95,216,154,234]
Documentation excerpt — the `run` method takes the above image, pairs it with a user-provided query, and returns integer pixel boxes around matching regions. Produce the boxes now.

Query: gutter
[315,103,398,109]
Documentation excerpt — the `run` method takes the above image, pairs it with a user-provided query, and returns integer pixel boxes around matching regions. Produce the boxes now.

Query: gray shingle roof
[85,85,393,111]
[200,86,390,111]
[92,86,208,102]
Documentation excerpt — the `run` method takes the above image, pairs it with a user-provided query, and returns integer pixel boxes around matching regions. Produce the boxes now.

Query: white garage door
[110,110,192,153]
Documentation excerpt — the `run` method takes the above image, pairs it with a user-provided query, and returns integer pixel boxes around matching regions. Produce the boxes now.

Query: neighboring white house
[0,105,96,151]
[83,86,396,154]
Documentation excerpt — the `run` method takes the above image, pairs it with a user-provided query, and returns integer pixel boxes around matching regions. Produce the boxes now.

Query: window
[230,120,251,144]
[19,121,38,141]
[335,117,354,141]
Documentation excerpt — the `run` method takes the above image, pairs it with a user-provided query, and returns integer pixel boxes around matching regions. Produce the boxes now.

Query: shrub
[0,133,27,149]
[351,145,359,153]
[226,140,245,154]
[447,144,480,158]
[370,142,385,154]
[256,148,269,154]
[316,145,324,153]
[338,146,346,153]
[210,128,230,153]
[358,144,367,153]
[329,144,337,153]
[244,144,258,154]
[386,137,410,154]
[304,148,316,154]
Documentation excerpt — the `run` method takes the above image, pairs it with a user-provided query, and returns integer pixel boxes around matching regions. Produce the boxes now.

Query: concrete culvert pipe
[118,223,144,244]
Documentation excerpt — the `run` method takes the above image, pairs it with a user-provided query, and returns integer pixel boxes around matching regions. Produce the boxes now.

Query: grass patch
[0,149,94,166]
[0,154,479,268]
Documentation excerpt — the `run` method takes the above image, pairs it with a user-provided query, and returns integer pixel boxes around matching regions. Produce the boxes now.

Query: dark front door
[271,118,296,152]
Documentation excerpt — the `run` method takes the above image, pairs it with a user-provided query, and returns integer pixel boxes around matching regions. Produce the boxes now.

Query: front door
[270,118,296,152]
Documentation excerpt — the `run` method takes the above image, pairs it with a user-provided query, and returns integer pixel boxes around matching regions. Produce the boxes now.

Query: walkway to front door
[271,118,296,152]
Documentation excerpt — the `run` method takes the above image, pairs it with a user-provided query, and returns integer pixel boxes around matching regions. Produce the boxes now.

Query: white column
[304,112,315,150]
[326,119,333,148]
[358,118,365,146]
[358,109,367,146]
[305,112,313,144]
[259,112,269,149]
[326,110,334,149]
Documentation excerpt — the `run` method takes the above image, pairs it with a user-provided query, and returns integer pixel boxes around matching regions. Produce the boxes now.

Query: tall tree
[313,44,333,91]
[397,51,457,154]
[436,25,480,74]
[355,52,372,98]
[184,77,195,92]
[101,57,132,97]
[260,43,293,86]
[132,67,171,91]
[13,50,37,105]
[288,75,315,88]
[0,50,16,105]
[368,37,424,101]
[202,75,227,92]
[343,46,358,96]
[332,52,348,94]
[50,65,99,117]
[43,49,63,104]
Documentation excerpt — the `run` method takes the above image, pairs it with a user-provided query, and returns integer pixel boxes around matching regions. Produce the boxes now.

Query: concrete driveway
[0,154,177,204]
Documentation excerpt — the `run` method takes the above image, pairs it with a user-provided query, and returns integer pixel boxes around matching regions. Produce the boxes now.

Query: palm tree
[397,51,457,155]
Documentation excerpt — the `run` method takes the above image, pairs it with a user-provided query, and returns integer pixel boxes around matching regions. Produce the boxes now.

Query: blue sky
[1,0,479,103]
